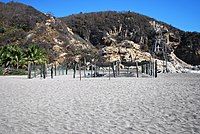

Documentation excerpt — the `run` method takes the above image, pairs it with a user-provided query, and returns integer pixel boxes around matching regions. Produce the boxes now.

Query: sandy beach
[0,73,200,134]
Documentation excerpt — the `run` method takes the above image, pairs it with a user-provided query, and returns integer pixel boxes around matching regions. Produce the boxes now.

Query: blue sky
[1,0,200,32]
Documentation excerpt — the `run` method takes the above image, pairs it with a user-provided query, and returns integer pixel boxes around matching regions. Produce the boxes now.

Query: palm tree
[0,45,25,69]
[10,45,24,70]
[0,45,13,68]
[25,44,48,78]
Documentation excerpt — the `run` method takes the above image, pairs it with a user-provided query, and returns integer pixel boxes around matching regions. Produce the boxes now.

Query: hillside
[0,2,200,69]
[0,2,96,63]
[61,11,200,65]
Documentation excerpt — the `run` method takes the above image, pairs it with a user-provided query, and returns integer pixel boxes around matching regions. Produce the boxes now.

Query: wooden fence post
[33,63,36,78]
[109,64,111,80]
[136,61,139,78]
[117,62,120,76]
[94,63,96,77]
[84,57,86,77]
[155,60,158,78]
[112,62,116,78]
[43,63,46,79]
[79,62,81,81]
[66,65,68,75]
[141,65,144,73]
[58,66,61,75]
[54,62,57,76]
[146,63,148,74]
[40,65,43,78]
[28,62,32,79]
[148,62,151,75]
[73,62,77,78]
[150,62,153,76]
[91,65,93,77]
[62,66,64,75]
[51,65,53,79]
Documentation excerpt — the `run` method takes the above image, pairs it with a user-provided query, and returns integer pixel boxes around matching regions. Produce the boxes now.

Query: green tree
[25,44,48,78]
[0,45,24,69]
[10,45,24,69]
[25,44,48,64]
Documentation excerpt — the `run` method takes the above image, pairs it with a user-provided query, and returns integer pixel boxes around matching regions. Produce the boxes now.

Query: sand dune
[0,73,200,133]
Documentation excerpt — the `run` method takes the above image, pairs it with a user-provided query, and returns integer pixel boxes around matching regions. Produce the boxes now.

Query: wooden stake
[79,62,81,81]
[109,64,111,80]
[91,65,93,77]
[66,65,68,75]
[94,63,96,77]
[62,66,64,75]
[73,62,77,78]
[136,61,139,78]
[152,61,154,77]
[148,62,151,75]
[155,60,158,78]
[43,64,46,79]
[150,62,153,76]
[145,64,148,74]
[33,63,36,78]
[51,64,53,79]
[84,57,86,77]
[112,62,115,78]
[141,65,144,73]
[28,62,32,79]
[58,66,61,75]
[40,65,42,78]
[54,63,57,76]
[117,62,120,76]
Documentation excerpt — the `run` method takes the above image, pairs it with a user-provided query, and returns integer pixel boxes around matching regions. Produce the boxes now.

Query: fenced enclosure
[27,60,158,80]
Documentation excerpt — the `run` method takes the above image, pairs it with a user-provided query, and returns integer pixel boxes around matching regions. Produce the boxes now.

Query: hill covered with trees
[0,2,199,66]
[61,11,200,65]
[0,2,96,65]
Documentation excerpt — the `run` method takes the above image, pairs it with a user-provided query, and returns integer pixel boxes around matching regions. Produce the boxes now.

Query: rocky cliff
[61,11,200,66]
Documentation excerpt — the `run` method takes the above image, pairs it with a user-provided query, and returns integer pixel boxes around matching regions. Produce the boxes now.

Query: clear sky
[1,0,200,32]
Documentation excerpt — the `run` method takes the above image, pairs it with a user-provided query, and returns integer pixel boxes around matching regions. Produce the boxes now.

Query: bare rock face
[155,52,193,73]
[149,21,181,53]
[26,16,94,64]
[100,39,151,63]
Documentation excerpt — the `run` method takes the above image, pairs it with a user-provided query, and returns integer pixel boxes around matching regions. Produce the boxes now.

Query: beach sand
[0,73,200,133]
